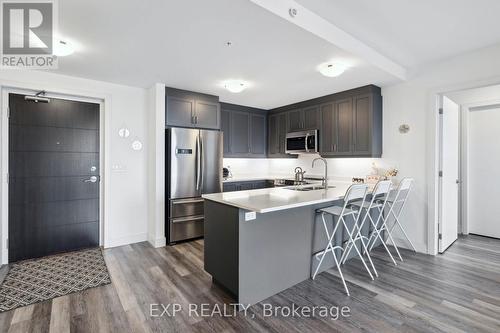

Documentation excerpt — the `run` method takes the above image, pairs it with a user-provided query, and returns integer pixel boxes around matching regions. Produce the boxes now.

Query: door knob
[83,176,98,183]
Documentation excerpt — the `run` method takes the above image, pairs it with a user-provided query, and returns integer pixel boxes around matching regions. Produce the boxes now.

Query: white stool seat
[318,206,357,216]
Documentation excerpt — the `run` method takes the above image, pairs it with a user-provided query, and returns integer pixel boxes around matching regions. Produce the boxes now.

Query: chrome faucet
[312,157,328,188]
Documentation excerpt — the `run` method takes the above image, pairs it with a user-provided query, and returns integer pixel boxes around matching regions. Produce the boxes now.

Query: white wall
[0,69,149,259]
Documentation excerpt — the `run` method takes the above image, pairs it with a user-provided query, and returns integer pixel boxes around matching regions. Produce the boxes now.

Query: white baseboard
[148,235,166,248]
[104,232,148,249]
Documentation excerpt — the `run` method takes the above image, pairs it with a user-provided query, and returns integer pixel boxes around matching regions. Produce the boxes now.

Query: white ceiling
[53,0,500,109]
[296,0,500,69]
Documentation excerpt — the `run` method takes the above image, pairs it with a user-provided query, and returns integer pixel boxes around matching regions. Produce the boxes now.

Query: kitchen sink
[284,185,336,191]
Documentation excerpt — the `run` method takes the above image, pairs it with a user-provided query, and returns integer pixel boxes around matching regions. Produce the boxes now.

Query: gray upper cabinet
[352,94,372,155]
[288,109,302,132]
[268,112,292,158]
[320,98,352,156]
[268,114,279,155]
[318,87,382,158]
[303,105,319,130]
[230,111,250,155]
[165,87,220,130]
[195,100,220,129]
[335,98,353,155]
[286,106,319,132]
[221,103,267,158]
[320,103,334,153]
[221,109,231,155]
[250,114,266,155]
[166,95,195,128]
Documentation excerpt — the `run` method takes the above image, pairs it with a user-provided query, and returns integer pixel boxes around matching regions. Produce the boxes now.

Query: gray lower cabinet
[221,103,267,158]
[165,87,220,130]
[223,180,273,192]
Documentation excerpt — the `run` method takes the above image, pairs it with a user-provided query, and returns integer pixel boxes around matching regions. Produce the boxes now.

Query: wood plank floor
[0,234,499,333]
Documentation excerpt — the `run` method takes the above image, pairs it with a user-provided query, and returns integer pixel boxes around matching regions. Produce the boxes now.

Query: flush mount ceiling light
[318,62,348,77]
[53,40,75,57]
[223,80,248,93]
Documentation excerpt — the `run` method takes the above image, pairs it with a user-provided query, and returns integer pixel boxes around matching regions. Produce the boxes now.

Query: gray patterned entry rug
[0,248,111,312]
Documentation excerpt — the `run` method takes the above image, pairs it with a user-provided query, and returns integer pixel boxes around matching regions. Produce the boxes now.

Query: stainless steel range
[166,127,223,244]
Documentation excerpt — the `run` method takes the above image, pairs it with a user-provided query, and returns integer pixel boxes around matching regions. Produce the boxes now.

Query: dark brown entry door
[8,93,100,262]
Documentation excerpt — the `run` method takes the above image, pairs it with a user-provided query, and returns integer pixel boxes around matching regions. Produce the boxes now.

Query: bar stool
[311,184,376,296]
[342,180,397,267]
[368,178,416,260]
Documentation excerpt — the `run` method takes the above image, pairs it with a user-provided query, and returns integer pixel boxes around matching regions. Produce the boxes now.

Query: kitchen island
[202,182,380,306]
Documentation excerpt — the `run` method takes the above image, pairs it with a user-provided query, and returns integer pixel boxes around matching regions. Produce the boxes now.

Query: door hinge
[438,234,442,240]
[439,108,443,115]
[6,238,8,249]
[438,171,443,177]
[6,173,8,183]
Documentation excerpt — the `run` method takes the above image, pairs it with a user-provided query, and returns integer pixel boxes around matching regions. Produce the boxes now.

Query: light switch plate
[245,211,256,221]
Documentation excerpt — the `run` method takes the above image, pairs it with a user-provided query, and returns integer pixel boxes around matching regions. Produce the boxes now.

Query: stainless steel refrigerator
[166,127,223,244]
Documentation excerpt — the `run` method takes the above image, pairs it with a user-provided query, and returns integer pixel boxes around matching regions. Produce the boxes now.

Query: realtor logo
[1,0,57,68]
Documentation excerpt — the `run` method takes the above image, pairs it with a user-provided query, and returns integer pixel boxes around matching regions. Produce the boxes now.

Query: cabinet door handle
[334,144,337,152]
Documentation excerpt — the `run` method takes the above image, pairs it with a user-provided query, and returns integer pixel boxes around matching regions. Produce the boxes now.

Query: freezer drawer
[169,215,204,242]
[170,198,204,218]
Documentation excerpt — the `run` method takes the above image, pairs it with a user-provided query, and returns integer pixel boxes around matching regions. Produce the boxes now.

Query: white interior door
[468,107,500,239]
[439,96,460,253]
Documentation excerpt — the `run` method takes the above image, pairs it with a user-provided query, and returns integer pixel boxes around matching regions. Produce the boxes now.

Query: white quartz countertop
[203,181,356,213]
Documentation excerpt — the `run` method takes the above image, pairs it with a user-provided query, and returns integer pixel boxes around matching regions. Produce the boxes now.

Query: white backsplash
[224,154,396,181]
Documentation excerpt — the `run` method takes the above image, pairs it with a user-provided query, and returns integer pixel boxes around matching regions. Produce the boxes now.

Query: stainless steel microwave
[285,130,318,154]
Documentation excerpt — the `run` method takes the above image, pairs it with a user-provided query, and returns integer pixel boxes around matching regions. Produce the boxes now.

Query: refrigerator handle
[200,133,204,191]
[196,135,201,190]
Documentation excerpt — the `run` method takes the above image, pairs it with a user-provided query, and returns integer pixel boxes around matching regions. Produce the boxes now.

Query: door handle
[83,176,98,183]
[196,135,201,190]
[199,134,204,191]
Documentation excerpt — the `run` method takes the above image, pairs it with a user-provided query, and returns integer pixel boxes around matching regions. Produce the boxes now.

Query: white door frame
[427,76,500,255]
[1,84,110,264]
